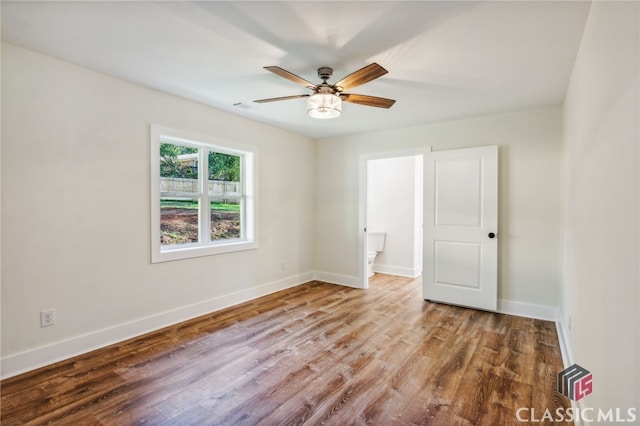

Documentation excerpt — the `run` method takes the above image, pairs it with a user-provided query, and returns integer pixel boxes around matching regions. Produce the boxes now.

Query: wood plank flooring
[1,275,571,425]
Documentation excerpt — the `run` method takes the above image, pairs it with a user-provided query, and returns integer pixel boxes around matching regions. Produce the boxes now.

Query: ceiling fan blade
[263,66,317,89]
[254,94,310,103]
[341,94,396,109]
[333,63,388,91]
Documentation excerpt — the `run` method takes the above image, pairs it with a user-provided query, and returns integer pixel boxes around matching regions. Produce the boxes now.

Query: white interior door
[423,145,498,311]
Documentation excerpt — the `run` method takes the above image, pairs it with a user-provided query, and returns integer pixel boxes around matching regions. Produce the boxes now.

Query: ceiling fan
[254,63,396,119]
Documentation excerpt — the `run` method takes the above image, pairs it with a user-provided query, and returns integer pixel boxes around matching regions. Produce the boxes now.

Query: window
[150,125,257,263]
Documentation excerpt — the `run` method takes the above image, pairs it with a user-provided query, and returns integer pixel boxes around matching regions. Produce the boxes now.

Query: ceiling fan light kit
[255,63,396,119]
[307,92,342,119]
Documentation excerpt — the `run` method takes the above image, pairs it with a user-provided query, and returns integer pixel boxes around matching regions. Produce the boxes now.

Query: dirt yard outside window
[160,205,240,245]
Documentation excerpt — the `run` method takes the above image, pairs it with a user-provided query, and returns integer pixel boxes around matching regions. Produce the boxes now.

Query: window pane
[211,200,241,240]
[160,142,199,193]
[208,151,241,240]
[208,151,240,182]
[161,198,199,245]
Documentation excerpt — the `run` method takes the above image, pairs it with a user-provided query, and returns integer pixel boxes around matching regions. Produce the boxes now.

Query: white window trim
[150,125,258,263]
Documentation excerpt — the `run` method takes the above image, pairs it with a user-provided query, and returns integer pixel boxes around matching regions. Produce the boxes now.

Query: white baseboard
[0,272,314,380]
[373,264,421,278]
[497,298,558,322]
[555,317,574,367]
[554,318,585,426]
[312,271,364,288]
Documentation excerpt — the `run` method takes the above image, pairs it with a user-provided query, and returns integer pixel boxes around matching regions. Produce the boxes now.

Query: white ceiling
[1,1,591,139]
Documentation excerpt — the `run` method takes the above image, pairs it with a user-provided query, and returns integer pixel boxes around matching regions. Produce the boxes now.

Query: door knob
[488,232,496,239]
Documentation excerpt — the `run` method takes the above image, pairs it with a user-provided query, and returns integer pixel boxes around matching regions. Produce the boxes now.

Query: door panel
[424,146,498,311]
[434,241,481,289]
[435,158,482,226]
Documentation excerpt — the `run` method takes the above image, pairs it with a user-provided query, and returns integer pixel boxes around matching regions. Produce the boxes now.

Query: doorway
[358,145,498,312]
[359,147,430,288]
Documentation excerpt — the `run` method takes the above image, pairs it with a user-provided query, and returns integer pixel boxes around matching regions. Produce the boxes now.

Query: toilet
[367,232,386,277]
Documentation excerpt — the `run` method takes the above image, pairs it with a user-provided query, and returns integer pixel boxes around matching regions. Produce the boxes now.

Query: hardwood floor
[1,275,571,425]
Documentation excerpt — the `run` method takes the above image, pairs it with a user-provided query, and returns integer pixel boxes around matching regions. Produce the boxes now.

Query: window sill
[152,239,258,263]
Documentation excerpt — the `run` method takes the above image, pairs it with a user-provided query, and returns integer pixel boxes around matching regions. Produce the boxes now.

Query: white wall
[0,44,316,377]
[316,106,563,315]
[0,42,3,369]
[367,156,422,277]
[561,1,639,417]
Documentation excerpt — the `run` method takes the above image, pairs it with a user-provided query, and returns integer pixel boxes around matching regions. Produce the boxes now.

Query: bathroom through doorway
[365,154,424,285]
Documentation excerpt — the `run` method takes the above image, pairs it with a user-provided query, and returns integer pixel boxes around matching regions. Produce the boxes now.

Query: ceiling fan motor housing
[316,85,335,95]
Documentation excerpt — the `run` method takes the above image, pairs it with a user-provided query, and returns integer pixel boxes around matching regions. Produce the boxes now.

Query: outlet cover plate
[40,309,55,327]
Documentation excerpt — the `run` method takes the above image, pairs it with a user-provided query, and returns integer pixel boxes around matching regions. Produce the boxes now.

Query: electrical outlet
[40,309,56,327]
[280,261,286,271]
